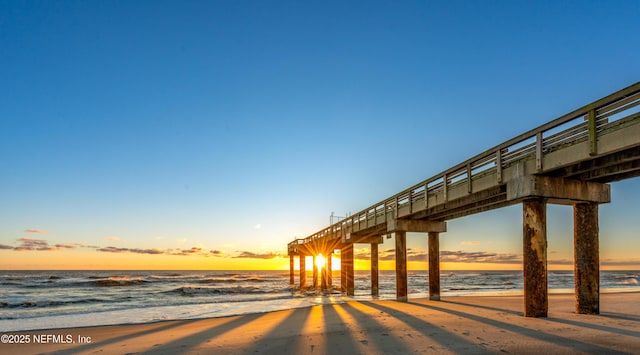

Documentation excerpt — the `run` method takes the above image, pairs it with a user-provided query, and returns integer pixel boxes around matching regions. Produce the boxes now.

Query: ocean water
[1,270,639,332]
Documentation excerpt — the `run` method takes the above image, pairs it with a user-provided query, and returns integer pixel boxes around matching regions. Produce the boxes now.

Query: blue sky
[1,0,639,269]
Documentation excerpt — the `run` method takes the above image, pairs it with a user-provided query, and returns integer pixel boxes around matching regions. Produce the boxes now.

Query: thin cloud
[2,238,98,252]
[601,259,640,266]
[233,251,282,259]
[461,241,481,246]
[97,246,131,253]
[407,248,428,262]
[130,248,165,255]
[25,229,47,234]
[102,236,121,241]
[97,246,224,258]
[440,250,521,264]
[354,247,371,259]
[168,247,203,256]
[51,242,97,249]
[55,243,78,249]
[97,246,164,255]
[356,248,519,264]
[379,248,396,261]
[548,258,573,265]
[15,237,59,251]
[354,247,428,262]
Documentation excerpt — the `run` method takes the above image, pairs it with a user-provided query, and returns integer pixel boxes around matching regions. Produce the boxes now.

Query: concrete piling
[523,198,548,318]
[574,202,600,314]
[428,232,441,301]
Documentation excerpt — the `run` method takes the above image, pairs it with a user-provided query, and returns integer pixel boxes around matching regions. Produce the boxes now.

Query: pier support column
[371,243,379,296]
[327,253,333,288]
[312,256,318,288]
[289,255,295,286]
[574,202,600,314]
[321,263,327,291]
[395,231,408,302]
[340,252,346,292]
[341,244,355,295]
[428,232,440,301]
[299,255,307,289]
[523,198,548,317]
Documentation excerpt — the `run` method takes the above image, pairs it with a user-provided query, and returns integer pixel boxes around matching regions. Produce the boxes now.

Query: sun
[315,254,326,269]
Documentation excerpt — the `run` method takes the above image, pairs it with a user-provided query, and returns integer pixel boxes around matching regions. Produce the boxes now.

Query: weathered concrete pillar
[342,244,355,295]
[289,255,295,286]
[340,251,347,292]
[574,202,600,314]
[523,198,548,317]
[299,255,307,289]
[321,263,327,290]
[395,231,408,302]
[327,253,333,287]
[312,256,318,288]
[371,243,379,296]
[428,232,440,301]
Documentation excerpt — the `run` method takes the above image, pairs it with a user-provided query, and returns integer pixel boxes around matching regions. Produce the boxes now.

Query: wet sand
[3,292,639,354]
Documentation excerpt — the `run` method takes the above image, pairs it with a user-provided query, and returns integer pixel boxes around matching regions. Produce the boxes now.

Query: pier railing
[289,82,640,253]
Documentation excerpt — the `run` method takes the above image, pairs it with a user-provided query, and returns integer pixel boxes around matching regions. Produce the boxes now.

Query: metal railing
[289,82,640,251]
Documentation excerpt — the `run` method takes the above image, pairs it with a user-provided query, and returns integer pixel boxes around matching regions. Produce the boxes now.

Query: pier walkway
[287,82,640,317]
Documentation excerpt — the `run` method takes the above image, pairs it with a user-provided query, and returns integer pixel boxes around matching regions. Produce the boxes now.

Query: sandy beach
[2,292,639,354]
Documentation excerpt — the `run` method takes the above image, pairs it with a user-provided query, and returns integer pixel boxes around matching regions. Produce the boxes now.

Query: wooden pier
[288,82,640,317]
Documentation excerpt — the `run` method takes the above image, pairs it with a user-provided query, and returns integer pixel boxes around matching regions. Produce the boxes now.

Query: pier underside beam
[574,202,600,314]
[507,175,610,205]
[388,219,447,233]
[523,198,548,317]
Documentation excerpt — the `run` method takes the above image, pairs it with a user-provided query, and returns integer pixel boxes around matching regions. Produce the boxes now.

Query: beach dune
[4,293,639,354]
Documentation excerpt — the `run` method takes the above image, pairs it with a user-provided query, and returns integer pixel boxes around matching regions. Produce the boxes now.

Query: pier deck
[288,82,640,317]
